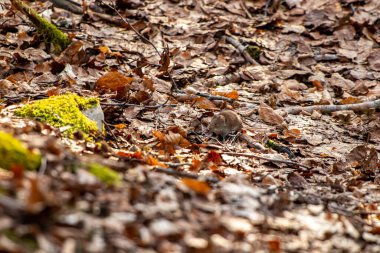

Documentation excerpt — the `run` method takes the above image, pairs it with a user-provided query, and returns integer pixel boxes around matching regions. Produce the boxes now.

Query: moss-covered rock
[0,131,41,171]
[88,163,121,186]
[15,93,100,140]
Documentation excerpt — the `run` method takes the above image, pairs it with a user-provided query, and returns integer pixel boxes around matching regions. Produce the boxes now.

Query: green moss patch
[88,163,121,186]
[0,131,41,171]
[15,93,100,140]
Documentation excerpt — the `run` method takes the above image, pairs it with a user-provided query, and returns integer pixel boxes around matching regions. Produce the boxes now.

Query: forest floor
[0,0,380,252]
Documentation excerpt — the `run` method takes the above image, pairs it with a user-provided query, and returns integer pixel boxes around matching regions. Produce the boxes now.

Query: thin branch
[195,92,234,102]
[100,102,177,109]
[221,152,310,170]
[224,35,259,66]
[102,120,121,149]
[278,99,380,115]
[154,167,220,183]
[101,1,160,55]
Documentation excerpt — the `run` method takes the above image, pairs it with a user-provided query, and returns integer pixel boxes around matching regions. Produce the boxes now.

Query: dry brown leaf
[133,90,151,103]
[194,97,217,110]
[258,103,284,125]
[164,132,190,148]
[143,76,155,91]
[158,47,170,72]
[46,87,61,97]
[95,71,133,92]
[205,151,223,165]
[167,126,187,138]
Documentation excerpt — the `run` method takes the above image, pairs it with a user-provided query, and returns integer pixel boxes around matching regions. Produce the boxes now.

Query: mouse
[208,110,243,140]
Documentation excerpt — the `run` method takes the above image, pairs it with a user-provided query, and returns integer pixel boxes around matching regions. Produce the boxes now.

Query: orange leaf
[143,76,155,91]
[194,97,217,110]
[152,130,165,142]
[181,178,211,195]
[312,80,324,91]
[341,97,361,105]
[26,177,44,208]
[46,87,60,97]
[98,46,111,54]
[212,90,239,100]
[116,150,143,159]
[95,71,133,92]
[206,150,223,165]
[146,156,166,167]
[114,123,126,129]
[189,159,201,172]
[283,129,301,138]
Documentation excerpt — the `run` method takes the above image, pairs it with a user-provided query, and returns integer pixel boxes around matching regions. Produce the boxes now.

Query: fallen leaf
[158,47,170,72]
[258,103,284,125]
[95,71,133,92]
[212,90,239,100]
[181,178,211,195]
[194,97,217,110]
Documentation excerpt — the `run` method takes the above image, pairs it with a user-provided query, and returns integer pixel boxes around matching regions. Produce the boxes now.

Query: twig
[101,2,178,92]
[48,0,82,14]
[154,167,219,183]
[164,162,192,168]
[196,92,234,102]
[314,54,339,61]
[224,35,259,66]
[204,73,241,87]
[221,152,310,170]
[102,120,121,149]
[278,98,380,115]
[100,102,177,109]
[101,1,160,55]
[38,155,48,176]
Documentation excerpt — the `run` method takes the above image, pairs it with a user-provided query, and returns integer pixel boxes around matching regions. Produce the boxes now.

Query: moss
[15,93,100,140]
[246,45,261,60]
[0,131,41,171]
[11,0,71,53]
[88,163,121,186]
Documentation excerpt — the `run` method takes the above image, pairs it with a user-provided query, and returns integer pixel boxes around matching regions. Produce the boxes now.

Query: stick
[221,152,310,170]
[278,98,380,115]
[154,167,219,183]
[224,35,259,66]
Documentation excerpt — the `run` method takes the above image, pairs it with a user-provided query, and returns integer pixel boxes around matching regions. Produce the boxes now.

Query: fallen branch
[48,0,82,14]
[224,35,260,66]
[278,99,380,115]
[10,0,71,53]
[195,92,234,103]
[154,167,220,183]
[221,152,310,170]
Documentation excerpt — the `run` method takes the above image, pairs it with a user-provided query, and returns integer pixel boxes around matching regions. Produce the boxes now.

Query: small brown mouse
[208,110,243,140]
